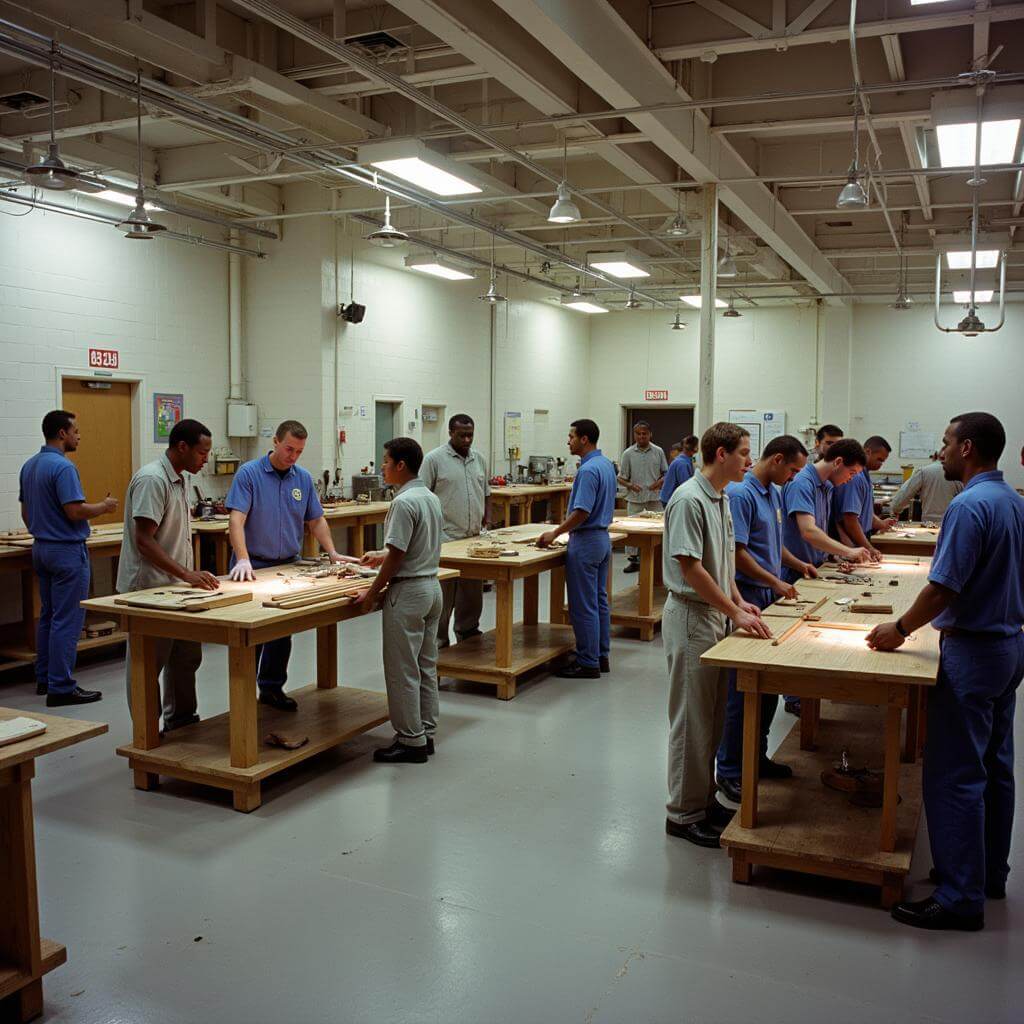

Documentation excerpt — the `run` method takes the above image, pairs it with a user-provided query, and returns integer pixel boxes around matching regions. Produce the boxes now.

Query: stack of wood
[263,577,370,609]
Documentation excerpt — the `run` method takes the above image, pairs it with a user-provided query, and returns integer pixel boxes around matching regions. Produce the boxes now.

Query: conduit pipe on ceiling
[228,238,244,401]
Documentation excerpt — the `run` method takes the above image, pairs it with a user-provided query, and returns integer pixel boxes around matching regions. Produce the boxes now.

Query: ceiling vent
[0,90,48,111]
[344,31,405,56]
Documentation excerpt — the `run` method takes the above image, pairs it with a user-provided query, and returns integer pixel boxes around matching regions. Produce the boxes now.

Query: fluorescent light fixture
[404,254,475,280]
[357,139,481,197]
[93,189,159,210]
[680,294,727,309]
[931,86,1024,167]
[560,294,609,314]
[588,250,650,278]
[953,289,994,304]
[945,249,999,269]
[910,0,956,5]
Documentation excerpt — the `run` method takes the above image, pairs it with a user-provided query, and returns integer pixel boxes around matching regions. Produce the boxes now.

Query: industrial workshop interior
[2,0,1024,1021]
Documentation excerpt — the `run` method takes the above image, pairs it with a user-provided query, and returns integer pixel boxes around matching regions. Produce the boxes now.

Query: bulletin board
[727,409,786,457]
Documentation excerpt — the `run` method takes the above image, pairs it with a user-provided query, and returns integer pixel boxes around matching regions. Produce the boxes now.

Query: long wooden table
[701,558,939,907]
[82,564,457,812]
[488,484,571,528]
[609,514,665,641]
[0,708,107,1022]
[872,523,939,557]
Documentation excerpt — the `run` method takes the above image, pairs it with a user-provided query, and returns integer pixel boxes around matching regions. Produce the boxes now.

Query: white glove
[229,558,255,582]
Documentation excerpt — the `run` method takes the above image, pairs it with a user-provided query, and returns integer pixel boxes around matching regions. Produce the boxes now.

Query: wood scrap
[850,603,894,614]
[85,620,118,638]
[265,732,309,750]
[115,589,252,613]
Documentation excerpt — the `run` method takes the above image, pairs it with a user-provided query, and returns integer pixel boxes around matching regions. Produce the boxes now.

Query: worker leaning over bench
[868,412,1024,934]
[832,435,897,559]
[356,437,444,765]
[226,419,348,712]
[117,418,219,733]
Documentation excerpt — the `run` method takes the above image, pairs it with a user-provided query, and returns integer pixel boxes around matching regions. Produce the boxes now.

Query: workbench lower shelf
[721,701,922,908]
[609,584,667,641]
[116,683,388,812]
[0,939,65,1017]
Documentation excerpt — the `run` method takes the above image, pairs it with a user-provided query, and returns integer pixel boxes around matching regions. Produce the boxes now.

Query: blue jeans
[565,530,611,668]
[716,582,777,780]
[33,540,90,694]
[239,555,298,691]
[925,631,1024,916]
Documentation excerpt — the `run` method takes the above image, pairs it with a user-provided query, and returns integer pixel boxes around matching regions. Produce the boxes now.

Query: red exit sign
[644,389,669,401]
[88,348,119,369]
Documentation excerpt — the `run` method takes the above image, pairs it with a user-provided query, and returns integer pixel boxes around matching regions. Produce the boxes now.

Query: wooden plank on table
[115,590,253,613]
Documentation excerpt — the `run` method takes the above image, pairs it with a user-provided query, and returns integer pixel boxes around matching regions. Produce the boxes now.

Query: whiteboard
[899,430,939,460]
[728,410,786,457]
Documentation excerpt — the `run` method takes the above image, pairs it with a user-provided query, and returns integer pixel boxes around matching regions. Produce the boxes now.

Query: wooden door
[60,380,133,526]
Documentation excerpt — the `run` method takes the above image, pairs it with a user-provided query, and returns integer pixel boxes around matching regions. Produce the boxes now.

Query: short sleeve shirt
[726,471,783,586]
[660,454,694,505]
[663,472,736,602]
[833,468,874,538]
[568,450,617,530]
[782,462,833,569]
[18,446,89,542]
[420,443,490,541]
[225,454,323,563]
[929,471,1024,636]
[117,454,194,592]
[619,443,668,492]
[384,478,443,578]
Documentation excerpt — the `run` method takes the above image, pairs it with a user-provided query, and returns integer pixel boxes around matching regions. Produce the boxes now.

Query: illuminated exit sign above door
[644,389,669,401]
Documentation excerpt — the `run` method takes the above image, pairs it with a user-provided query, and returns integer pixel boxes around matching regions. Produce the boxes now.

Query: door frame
[620,403,695,448]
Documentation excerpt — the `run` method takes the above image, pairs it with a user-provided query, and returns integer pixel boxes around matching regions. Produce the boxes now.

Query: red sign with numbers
[644,389,669,401]
[88,348,119,369]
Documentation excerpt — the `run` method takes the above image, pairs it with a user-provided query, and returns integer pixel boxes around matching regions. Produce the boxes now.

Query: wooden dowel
[810,621,873,632]
[770,618,805,646]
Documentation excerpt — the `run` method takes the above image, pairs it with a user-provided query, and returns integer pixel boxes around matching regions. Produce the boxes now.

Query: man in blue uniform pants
[868,412,1024,932]
[715,435,821,803]
[660,434,699,506]
[538,419,617,679]
[226,420,350,710]
[19,410,117,705]
[832,434,896,559]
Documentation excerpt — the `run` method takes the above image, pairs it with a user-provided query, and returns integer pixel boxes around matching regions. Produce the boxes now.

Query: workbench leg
[129,633,161,752]
[522,575,539,626]
[494,580,513,670]
[548,566,567,625]
[192,534,202,574]
[229,646,259,769]
[233,782,262,813]
[880,703,902,852]
[731,850,752,884]
[740,681,761,829]
[349,524,365,559]
[316,625,338,689]
[653,544,663,587]
[881,872,903,909]
[496,678,516,701]
[903,687,920,764]
[215,539,229,576]
[638,539,654,620]
[5,977,43,1023]
[799,697,819,750]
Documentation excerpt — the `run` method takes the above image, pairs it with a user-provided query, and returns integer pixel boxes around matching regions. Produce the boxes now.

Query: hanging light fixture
[836,89,869,209]
[118,71,165,239]
[478,235,507,303]
[717,241,737,278]
[666,191,690,236]
[669,307,686,330]
[624,287,642,309]
[548,137,581,224]
[366,182,409,247]
[722,299,742,318]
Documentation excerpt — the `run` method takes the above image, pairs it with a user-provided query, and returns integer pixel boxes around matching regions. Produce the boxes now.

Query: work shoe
[599,656,610,673]
[46,686,102,707]
[458,629,483,641]
[258,689,298,712]
[760,758,793,779]
[665,818,721,848]
[929,867,1005,900]
[717,776,742,804]
[705,800,735,829]
[373,740,428,764]
[36,681,47,696]
[891,897,984,932]
[426,737,435,756]
[623,562,640,574]
[554,661,600,679]
[783,698,801,716]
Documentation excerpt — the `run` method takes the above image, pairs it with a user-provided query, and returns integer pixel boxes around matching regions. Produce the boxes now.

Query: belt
[940,628,1016,640]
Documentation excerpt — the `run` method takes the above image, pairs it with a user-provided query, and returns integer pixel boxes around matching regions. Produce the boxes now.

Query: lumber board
[114,589,253,613]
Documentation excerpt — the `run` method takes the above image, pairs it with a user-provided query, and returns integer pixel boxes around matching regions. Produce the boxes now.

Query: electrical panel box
[227,403,257,437]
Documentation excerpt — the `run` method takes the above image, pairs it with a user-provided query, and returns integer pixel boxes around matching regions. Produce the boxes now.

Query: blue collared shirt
[726,471,783,586]
[930,470,1024,636]
[660,453,694,505]
[782,462,833,570]
[226,454,323,563]
[569,449,617,530]
[18,446,89,542]
[833,468,873,538]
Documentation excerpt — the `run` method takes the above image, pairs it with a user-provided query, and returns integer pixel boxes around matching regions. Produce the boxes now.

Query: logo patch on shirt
[292,488,302,501]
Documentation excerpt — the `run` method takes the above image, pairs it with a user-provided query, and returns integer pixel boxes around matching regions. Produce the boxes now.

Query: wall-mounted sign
[644,389,669,402]
[88,347,119,369]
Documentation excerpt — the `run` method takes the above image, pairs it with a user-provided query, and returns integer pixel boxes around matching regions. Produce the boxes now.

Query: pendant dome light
[722,298,742,318]
[367,179,409,247]
[666,189,690,236]
[118,71,165,239]
[669,306,686,330]
[624,287,642,309]
[836,89,869,209]
[717,240,737,278]
[547,137,581,224]
[478,234,507,303]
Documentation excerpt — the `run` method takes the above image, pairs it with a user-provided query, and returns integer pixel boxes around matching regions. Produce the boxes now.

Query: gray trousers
[437,577,484,646]
[626,498,662,559]
[382,576,443,748]
[664,594,731,825]
[125,638,203,733]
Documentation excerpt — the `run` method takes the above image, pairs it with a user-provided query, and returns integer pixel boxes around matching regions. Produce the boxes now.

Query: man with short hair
[660,435,699,505]
[421,413,490,645]
[813,424,844,462]
[868,413,1024,933]
[226,419,348,711]
[663,423,772,848]
[19,410,117,706]
[538,419,617,679]
[619,421,667,573]
[118,419,220,732]
[357,437,444,764]
[833,435,897,560]
[889,455,963,523]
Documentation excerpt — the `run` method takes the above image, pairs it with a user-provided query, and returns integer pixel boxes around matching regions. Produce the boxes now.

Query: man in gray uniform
[421,413,490,646]
[619,421,668,573]
[357,437,444,765]
[889,457,964,523]
[117,419,220,732]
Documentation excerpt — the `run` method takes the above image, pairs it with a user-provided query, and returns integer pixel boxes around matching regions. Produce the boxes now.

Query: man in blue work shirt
[538,419,617,679]
[660,434,699,506]
[715,435,820,804]
[832,435,897,559]
[226,420,349,710]
[19,410,118,706]
[868,412,1024,933]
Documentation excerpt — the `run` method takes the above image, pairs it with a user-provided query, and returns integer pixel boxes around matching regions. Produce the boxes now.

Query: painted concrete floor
[4,553,1022,1024]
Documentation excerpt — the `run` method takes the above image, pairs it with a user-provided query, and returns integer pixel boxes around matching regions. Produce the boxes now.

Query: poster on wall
[153,393,184,443]
[503,410,523,452]
[727,410,786,457]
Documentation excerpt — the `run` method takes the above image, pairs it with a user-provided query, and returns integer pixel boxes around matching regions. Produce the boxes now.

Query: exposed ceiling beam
[313,63,489,98]
[713,110,930,137]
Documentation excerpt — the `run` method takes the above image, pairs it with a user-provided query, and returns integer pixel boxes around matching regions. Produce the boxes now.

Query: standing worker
[538,419,617,679]
[357,438,444,764]
[889,454,963,523]
[812,424,844,462]
[117,419,219,732]
[833,435,897,559]
[19,410,116,706]
[660,435,699,506]
[868,413,1024,933]
[226,420,348,711]
[421,413,489,646]
[618,421,667,573]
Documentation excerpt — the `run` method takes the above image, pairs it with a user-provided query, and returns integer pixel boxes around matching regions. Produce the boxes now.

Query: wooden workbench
[82,564,457,812]
[701,558,939,907]
[609,514,665,641]
[488,484,571,528]
[0,708,107,1022]
[872,523,939,557]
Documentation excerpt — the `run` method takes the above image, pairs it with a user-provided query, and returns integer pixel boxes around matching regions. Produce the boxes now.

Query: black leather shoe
[717,776,742,804]
[373,740,428,764]
[36,681,48,696]
[928,867,1005,900]
[623,562,640,574]
[705,801,735,829]
[554,662,601,679]
[46,686,102,707]
[784,698,801,715]
[600,657,610,674]
[258,689,298,712]
[891,896,984,931]
[759,758,793,779]
[458,629,483,641]
[665,818,721,848]
[426,737,435,756]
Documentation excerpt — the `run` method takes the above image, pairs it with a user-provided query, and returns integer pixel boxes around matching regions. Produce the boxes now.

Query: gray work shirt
[116,453,193,593]
[620,443,668,493]
[385,477,443,579]
[889,461,964,523]
[421,443,490,541]
[662,472,736,602]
